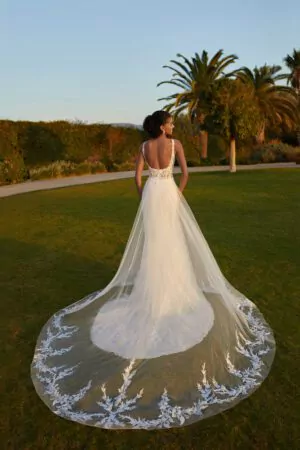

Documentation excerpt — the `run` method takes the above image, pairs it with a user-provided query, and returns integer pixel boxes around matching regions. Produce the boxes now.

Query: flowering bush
[29,160,106,180]
[0,156,29,185]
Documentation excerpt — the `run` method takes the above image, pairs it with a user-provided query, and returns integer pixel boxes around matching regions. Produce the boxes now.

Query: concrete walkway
[0,162,298,198]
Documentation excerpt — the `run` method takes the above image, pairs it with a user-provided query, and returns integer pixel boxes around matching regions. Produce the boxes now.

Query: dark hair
[143,110,172,139]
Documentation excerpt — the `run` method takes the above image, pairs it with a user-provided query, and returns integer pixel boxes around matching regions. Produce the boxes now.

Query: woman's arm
[175,140,189,193]
[135,144,145,198]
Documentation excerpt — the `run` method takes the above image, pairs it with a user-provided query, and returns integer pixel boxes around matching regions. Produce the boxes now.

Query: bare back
[135,137,189,195]
[143,139,174,170]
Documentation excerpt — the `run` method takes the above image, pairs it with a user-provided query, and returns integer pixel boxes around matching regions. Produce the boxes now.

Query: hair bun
[143,115,154,134]
[142,110,171,139]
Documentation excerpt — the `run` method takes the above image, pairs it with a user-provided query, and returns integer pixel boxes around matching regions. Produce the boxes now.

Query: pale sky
[1,0,299,125]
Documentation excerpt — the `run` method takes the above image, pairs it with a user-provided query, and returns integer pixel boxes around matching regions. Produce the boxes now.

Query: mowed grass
[0,169,299,450]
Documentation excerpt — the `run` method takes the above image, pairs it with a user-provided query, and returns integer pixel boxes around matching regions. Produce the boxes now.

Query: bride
[31,110,276,429]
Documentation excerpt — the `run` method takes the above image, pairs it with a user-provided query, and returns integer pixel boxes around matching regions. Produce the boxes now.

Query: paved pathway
[0,162,298,198]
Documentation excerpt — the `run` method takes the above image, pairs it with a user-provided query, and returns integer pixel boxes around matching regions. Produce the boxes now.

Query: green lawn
[1,169,299,450]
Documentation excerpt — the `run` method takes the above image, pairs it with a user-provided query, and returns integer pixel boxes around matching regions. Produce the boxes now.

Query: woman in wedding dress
[31,110,276,430]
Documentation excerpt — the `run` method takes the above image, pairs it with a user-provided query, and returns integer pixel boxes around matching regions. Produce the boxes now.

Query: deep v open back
[142,139,175,179]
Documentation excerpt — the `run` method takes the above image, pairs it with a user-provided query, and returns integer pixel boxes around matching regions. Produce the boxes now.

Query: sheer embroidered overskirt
[31,140,275,429]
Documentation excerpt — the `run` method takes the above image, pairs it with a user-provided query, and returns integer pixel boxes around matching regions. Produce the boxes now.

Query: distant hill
[111,123,142,130]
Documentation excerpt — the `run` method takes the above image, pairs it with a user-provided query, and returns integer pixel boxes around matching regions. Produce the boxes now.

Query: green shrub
[72,164,90,176]
[207,134,227,163]
[0,155,29,185]
[29,160,106,180]
[0,161,11,185]
[29,161,73,180]
[0,124,29,184]
[219,157,229,165]
[0,120,144,169]
[284,147,300,162]
[235,147,253,164]
[18,124,65,166]
[75,161,106,175]
[186,159,201,167]
[219,143,300,165]
[249,143,297,163]
[30,169,54,181]
[200,158,214,166]
[114,161,136,171]
[101,157,117,172]
[89,162,106,174]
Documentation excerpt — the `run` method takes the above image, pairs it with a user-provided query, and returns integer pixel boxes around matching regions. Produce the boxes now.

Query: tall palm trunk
[229,137,237,172]
[199,130,208,159]
[256,122,266,144]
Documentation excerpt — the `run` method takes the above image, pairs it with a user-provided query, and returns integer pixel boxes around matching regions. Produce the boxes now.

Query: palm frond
[157,49,238,126]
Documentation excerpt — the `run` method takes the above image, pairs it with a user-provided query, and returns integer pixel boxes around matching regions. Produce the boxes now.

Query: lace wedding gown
[31,139,276,429]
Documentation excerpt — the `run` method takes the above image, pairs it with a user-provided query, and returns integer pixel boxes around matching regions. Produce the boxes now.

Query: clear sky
[1,0,299,125]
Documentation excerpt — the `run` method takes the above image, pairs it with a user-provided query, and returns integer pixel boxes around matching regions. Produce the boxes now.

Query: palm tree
[211,79,261,172]
[284,49,300,92]
[284,49,300,144]
[157,50,238,158]
[234,65,298,143]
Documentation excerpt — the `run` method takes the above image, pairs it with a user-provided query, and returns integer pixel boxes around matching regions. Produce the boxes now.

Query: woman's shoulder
[173,139,183,152]
[141,139,151,148]
[142,138,180,146]
[140,140,151,155]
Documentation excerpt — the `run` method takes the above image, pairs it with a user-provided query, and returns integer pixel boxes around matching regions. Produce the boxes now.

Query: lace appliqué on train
[32,296,273,429]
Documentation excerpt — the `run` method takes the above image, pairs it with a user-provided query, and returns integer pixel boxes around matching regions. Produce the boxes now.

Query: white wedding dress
[31,139,275,429]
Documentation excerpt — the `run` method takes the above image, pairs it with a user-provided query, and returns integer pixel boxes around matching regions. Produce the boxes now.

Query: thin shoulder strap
[141,142,146,162]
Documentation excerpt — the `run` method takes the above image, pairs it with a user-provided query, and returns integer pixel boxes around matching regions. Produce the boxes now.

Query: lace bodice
[142,139,175,178]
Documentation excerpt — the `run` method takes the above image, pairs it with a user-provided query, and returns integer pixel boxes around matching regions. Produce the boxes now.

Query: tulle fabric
[31,140,275,429]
